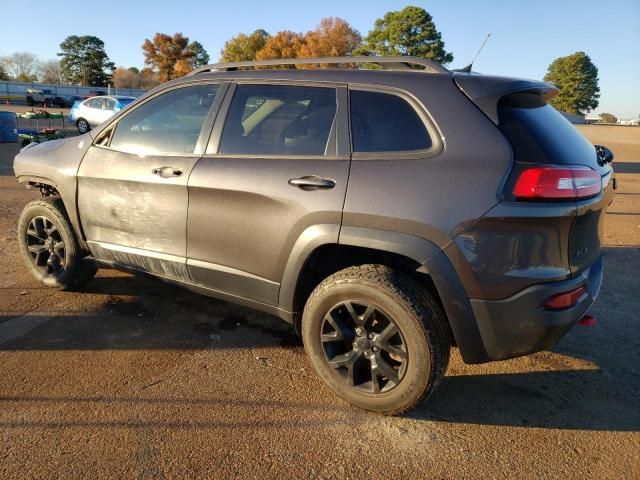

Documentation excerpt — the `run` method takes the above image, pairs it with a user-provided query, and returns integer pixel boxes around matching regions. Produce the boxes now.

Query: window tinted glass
[86,98,102,109]
[350,90,431,152]
[110,84,218,155]
[498,93,598,167]
[104,98,116,110]
[219,84,336,156]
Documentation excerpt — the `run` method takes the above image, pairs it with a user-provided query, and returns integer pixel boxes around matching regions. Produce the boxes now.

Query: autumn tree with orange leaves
[255,31,305,61]
[142,33,209,81]
[299,17,361,59]
[221,17,361,66]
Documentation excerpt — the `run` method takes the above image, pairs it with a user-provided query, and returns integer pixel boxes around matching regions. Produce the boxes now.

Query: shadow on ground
[1,248,638,433]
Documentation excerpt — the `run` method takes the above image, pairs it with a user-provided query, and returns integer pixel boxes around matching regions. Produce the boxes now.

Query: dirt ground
[0,125,638,479]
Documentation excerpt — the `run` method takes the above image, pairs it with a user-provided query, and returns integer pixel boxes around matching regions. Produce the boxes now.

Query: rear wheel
[18,197,97,290]
[76,118,90,134]
[302,265,450,415]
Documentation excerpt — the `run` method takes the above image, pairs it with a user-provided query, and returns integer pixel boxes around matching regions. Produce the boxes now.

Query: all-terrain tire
[302,264,450,415]
[17,197,97,290]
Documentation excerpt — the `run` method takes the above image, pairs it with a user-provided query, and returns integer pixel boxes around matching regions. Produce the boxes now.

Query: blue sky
[2,0,639,117]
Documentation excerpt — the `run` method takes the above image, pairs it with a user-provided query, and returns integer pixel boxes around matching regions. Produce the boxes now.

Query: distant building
[585,114,600,124]
[618,118,640,126]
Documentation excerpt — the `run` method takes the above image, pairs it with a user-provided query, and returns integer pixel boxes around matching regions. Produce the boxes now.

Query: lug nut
[355,328,363,336]
[368,333,374,340]
[372,346,378,352]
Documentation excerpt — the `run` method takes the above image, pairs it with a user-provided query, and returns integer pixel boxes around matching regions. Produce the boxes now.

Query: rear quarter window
[350,90,431,153]
[498,93,597,165]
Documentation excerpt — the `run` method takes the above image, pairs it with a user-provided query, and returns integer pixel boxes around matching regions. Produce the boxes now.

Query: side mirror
[595,145,614,165]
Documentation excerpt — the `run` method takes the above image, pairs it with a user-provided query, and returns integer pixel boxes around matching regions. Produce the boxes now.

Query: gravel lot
[0,125,638,479]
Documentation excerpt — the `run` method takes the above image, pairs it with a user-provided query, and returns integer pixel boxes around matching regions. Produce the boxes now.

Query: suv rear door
[77,83,226,280]
[186,82,350,306]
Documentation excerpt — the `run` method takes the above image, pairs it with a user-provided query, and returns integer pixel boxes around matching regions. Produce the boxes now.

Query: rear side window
[86,98,102,109]
[350,90,431,152]
[498,93,597,165]
[110,84,219,155]
[219,84,336,156]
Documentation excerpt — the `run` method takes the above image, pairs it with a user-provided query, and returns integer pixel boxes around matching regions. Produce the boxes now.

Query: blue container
[0,111,18,143]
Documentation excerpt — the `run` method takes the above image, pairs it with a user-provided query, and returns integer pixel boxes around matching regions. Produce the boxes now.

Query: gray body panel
[77,146,200,281]
[186,156,350,286]
[13,134,94,249]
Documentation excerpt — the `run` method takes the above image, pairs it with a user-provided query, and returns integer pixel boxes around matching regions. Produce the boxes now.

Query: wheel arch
[16,175,89,252]
[279,225,490,364]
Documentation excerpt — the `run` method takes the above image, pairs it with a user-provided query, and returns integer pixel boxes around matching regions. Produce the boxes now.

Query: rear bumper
[469,254,603,361]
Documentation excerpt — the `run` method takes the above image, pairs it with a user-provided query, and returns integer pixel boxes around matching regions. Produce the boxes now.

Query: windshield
[117,98,135,107]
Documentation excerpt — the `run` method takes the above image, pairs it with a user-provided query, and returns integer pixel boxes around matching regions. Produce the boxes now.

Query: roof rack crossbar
[187,56,449,75]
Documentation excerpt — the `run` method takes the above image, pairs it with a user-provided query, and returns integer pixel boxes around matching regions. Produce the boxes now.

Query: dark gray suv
[13,56,615,414]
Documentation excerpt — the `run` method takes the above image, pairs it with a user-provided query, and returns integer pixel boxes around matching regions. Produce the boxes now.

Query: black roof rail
[187,56,450,75]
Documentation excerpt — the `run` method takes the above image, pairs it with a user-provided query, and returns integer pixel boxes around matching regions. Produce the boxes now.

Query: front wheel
[302,265,450,415]
[76,118,90,134]
[18,197,97,290]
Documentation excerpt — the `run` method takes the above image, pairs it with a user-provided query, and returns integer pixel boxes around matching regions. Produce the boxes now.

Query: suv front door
[186,82,350,307]
[77,83,226,280]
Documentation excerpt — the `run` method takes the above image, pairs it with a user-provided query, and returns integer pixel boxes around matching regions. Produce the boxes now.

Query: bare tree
[39,59,65,84]
[0,52,39,82]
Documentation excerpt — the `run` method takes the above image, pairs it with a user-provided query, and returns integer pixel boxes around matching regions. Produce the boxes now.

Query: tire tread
[304,264,450,415]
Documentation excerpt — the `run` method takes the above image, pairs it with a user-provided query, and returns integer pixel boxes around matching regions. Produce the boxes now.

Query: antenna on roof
[458,33,491,73]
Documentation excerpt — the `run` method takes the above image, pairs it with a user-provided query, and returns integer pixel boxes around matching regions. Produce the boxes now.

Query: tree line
[218,8,452,65]
[0,5,601,115]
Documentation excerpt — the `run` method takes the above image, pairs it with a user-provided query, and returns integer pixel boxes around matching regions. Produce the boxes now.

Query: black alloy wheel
[321,300,407,394]
[25,216,67,275]
[18,198,98,290]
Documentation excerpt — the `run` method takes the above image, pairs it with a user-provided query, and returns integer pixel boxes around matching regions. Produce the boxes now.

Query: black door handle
[152,166,183,178]
[288,176,336,190]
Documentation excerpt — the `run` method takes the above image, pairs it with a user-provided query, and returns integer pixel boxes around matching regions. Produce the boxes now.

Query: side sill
[94,258,294,324]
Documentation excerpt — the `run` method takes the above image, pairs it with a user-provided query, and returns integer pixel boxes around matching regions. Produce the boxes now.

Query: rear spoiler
[453,73,559,124]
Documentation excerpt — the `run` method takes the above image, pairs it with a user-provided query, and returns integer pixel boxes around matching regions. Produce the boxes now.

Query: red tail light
[543,286,587,310]
[513,166,601,200]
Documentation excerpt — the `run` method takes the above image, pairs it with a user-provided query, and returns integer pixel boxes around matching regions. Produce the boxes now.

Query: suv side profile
[13,56,615,414]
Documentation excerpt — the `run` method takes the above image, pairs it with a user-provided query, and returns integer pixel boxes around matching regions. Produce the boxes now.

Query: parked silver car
[69,95,136,133]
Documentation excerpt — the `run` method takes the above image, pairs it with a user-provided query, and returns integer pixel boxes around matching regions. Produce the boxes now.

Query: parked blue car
[69,95,136,133]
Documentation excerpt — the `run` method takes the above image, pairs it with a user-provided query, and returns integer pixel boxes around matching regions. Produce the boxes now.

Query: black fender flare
[278,225,489,364]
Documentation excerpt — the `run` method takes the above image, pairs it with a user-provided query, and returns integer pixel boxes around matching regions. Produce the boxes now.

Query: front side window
[104,98,116,110]
[219,84,336,156]
[109,84,219,155]
[350,90,431,153]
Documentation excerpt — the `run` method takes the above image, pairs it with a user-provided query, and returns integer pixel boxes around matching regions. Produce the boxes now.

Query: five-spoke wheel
[25,216,66,275]
[18,198,97,289]
[321,301,407,394]
[302,264,450,415]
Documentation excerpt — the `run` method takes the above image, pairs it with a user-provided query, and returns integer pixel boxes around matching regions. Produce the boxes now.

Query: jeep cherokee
[13,56,615,414]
